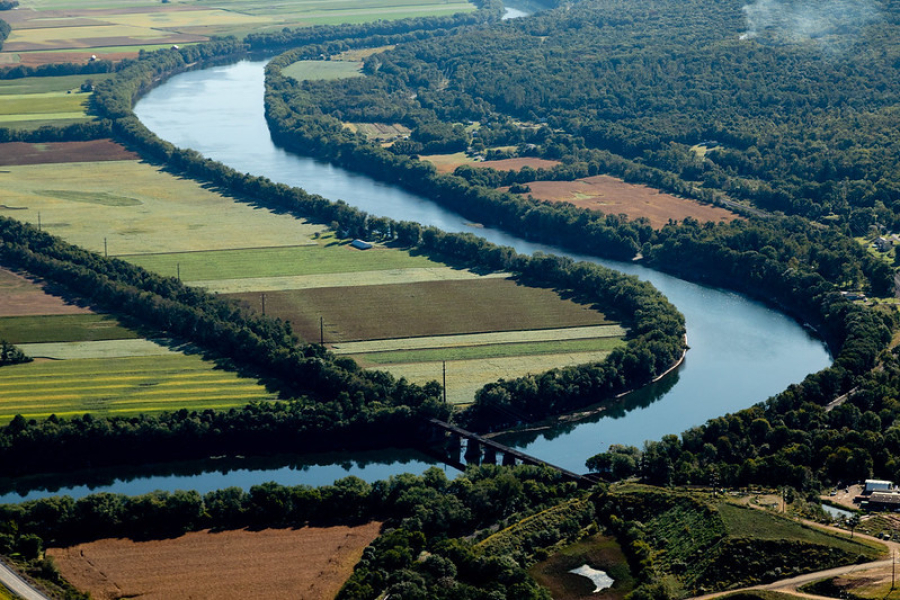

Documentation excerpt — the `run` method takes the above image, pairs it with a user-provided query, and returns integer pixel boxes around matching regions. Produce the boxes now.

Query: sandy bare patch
[49,523,382,600]
[0,140,139,166]
[517,175,737,229]
[0,267,92,317]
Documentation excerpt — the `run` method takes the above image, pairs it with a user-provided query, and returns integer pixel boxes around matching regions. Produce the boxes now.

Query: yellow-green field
[0,353,277,422]
[374,350,618,405]
[0,91,91,128]
[0,160,323,255]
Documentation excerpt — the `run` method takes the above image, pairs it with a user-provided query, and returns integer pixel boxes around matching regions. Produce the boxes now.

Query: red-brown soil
[513,175,737,229]
[0,140,139,166]
[0,267,92,317]
[48,523,383,600]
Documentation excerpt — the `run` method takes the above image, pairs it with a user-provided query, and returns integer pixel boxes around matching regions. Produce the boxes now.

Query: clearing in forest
[48,523,383,600]
[514,175,737,229]
[283,60,364,82]
[422,153,562,174]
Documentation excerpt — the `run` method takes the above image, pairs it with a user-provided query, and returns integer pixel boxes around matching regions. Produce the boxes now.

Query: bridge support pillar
[502,452,517,467]
[482,446,497,465]
[464,439,482,464]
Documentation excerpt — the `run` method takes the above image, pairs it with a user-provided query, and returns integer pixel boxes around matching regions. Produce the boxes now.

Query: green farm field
[122,236,446,283]
[0,353,277,422]
[283,60,363,82]
[0,91,90,128]
[227,278,617,343]
[0,73,113,96]
[0,159,323,255]
[0,314,139,344]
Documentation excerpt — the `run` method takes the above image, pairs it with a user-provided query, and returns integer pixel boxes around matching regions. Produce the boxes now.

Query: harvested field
[0,353,276,421]
[193,267,508,294]
[0,140,139,166]
[373,350,615,404]
[6,49,158,66]
[0,74,113,95]
[0,160,323,255]
[227,278,614,343]
[48,523,383,600]
[423,153,561,173]
[2,25,204,52]
[516,175,738,229]
[346,121,411,143]
[0,90,90,126]
[0,267,93,317]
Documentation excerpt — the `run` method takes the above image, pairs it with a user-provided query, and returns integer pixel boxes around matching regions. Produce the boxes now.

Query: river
[0,52,831,503]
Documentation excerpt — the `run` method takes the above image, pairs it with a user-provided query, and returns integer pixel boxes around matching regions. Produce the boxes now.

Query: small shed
[864,479,893,494]
[351,239,373,250]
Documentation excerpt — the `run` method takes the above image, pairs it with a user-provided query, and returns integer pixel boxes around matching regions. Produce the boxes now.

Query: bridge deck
[428,419,597,484]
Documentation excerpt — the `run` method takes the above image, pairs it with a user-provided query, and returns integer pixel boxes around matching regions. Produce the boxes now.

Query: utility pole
[320,316,324,345]
[177,263,181,281]
[261,293,266,315]
[442,360,447,404]
[37,212,41,232]
[104,237,108,258]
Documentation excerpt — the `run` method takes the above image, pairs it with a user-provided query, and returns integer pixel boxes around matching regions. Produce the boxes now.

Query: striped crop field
[227,278,617,343]
[0,354,276,422]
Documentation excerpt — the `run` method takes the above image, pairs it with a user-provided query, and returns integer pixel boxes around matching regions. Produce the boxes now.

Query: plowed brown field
[0,267,92,317]
[516,175,737,229]
[48,523,382,600]
[0,140,139,166]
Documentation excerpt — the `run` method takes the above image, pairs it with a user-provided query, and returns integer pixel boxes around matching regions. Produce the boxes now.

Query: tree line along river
[0,57,830,503]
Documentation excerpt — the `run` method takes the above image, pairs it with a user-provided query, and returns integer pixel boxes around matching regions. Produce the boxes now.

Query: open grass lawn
[0,90,91,127]
[0,160,323,255]
[283,60,364,82]
[227,277,615,343]
[0,314,139,344]
[122,237,444,283]
[530,534,635,600]
[0,353,276,422]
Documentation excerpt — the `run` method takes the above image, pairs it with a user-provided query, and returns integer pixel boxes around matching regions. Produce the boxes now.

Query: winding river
[0,54,831,502]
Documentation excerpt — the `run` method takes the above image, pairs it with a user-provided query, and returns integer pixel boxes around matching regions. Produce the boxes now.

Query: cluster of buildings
[855,479,900,511]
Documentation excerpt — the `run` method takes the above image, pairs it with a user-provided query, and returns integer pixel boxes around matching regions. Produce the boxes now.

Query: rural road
[0,558,51,600]
[689,518,900,600]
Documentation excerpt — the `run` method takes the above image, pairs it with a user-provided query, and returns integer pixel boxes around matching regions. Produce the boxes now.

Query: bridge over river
[424,419,601,487]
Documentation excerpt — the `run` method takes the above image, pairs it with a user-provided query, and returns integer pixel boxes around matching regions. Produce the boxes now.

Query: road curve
[689,519,899,600]
[0,559,51,600]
